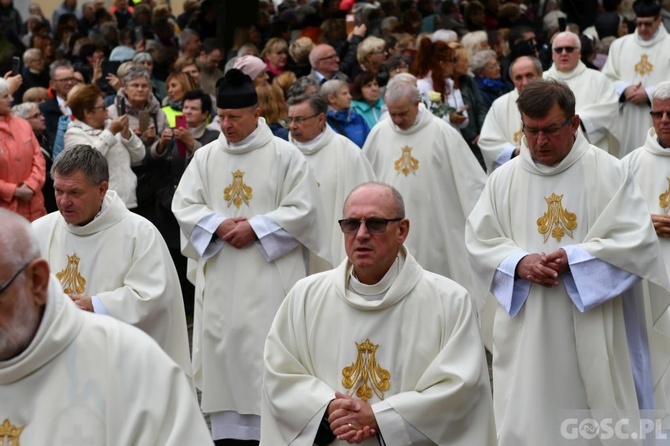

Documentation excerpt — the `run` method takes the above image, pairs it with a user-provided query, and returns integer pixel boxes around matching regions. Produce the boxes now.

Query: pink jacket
[0,114,46,221]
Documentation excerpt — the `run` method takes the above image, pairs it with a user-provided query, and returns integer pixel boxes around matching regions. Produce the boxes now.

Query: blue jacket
[326,108,370,148]
[351,98,385,130]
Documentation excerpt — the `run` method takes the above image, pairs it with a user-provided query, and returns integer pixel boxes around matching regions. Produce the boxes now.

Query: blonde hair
[23,87,49,103]
[289,37,314,64]
[272,71,297,97]
[357,36,386,66]
[257,83,287,124]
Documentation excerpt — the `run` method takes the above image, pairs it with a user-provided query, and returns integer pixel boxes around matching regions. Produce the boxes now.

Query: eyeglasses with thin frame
[54,77,80,84]
[318,54,339,61]
[522,116,573,139]
[284,114,320,125]
[0,262,31,295]
[553,46,576,54]
[338,217,403,234]
[650,110,670,119]
[90,105,106,111]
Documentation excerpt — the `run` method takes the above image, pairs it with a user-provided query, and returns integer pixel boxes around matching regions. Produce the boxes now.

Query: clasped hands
[215,217,256,249]
[327,391,378,444]
[516,249,569,288]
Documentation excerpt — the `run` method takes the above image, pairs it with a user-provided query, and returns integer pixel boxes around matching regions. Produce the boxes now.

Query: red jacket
[0,114,46,221]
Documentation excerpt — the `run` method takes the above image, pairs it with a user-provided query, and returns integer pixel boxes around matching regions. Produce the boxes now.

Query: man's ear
[29,259,51,307]
[398,219,410,245]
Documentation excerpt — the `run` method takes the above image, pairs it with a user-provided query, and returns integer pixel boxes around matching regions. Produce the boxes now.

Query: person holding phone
[65,84,145,209]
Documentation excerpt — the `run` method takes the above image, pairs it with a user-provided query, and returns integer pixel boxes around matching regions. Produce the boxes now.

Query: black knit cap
[633,0,661,17]
[216,69,258,109]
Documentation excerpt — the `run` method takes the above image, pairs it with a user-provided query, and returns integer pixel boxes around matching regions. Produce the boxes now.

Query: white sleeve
[491,250,531,317]
[249,214,300,262]
[373,400,433,445]
[190,213,227,260]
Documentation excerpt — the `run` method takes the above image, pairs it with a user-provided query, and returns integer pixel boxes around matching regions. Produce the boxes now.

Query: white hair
[431,29,458,44]
[653,81,670,101]
[0,78,9,95]
[552,31,581,50]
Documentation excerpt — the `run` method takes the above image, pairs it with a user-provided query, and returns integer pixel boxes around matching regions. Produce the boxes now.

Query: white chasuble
[544,61,620,156]
[261,247,496,445]
[0,277,213,445]
[478,89,523,173]
[290,124,376,269]
[602,27,670,157]
[172,119,330,416]
[466,132,670,446]
[32,191,192,376]
[622,129,670,412]
[362,109,486,295]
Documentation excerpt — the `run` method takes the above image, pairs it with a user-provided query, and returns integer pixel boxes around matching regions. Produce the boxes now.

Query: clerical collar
[230,122,261,147]
[348,256,402,301]
[292,127,326,148]
[87,194,110,224]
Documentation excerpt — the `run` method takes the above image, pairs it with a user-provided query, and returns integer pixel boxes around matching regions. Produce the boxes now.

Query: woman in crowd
[257,83,289,140]
[0,79,46,221]
[262,37,289,81]
[322,79,369,148]
[351,71,385,129]
[356,36,388,82]
[133,51,167,101]
[471,48,509,112]
[162,72,198,128]
[65,84,145,209]
[107,65,168,219]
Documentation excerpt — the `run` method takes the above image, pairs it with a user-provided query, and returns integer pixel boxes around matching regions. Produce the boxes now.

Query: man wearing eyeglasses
[287,93,375,271]
[0,208,215,445]
[466,79,670,446]
[308,44,351,88]
[544,31,620,157]
[363,79,486,296]
[603,0,670,157]
[622,80,670,409]
[261,182,495,445]
[172,69,330,445]
[38,60,79,150]
[479,55,543,173]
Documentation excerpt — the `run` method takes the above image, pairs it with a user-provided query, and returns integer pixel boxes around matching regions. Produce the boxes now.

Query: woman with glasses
[65,84,145,209]
[0,79,46,221]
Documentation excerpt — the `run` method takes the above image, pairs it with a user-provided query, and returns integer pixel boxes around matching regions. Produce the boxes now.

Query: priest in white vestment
[261,183,495,446]
[362,80,485,295]
[287,93,376,269]
[478,55,542,173]
[171,69,331,444]
[0,209,214,446]
[31,144,192,376]
[602,0,670,157]
[622,80,670,413]
[544,32,620,157]
[466,79,670,446]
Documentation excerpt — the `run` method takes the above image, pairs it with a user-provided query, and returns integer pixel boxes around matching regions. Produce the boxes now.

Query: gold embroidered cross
[659,177,670,214]
[223,170,253,208]
[635,54,653,76]
[342,339,391,402]
[56,253,87,295]
[394,146,419,176]
[537,193,578,243]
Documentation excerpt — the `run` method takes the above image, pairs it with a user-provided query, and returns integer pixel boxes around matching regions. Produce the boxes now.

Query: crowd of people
[3,0,670,444]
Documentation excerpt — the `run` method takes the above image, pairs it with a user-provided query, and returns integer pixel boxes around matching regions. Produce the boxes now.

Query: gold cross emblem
[394,146,419,176]
[223,170,253,208]
[537,193,578,243]
[635,54,653,76]
[0,419,24,446]
[659,177,670,214]
[342,339,391,402]
[56,253,87,295]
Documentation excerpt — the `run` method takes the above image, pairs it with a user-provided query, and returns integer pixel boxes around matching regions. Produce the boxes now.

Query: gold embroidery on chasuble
[394,146,419,176]
[0,419,24,446]
[56,253,87,294]
[635,54,653,76]
[342,339,391,402]
[223,170,253,208]
[513,129,523,145]
[537,193,578,243]
[659,178,670,214]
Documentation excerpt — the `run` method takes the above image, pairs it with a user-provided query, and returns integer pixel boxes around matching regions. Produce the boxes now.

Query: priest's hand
[221,220,257,249]
[328,392,378,443]
[215,217,247,240]
[542,248,569,276]
[516,253,560,288]
[652,214,670,238]
[624,83,649,106]
[71,295,94,312]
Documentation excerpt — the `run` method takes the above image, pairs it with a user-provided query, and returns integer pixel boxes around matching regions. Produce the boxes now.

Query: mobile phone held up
[11,57,20,76]
[175,115,187,157]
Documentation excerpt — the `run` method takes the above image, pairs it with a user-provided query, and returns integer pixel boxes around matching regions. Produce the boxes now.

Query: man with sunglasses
[467,79,670,446]
[622,80,670,409]
[0,208,215,445]
[261,182,495,445]
[603,0,670,157]
[544,31,620,157]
